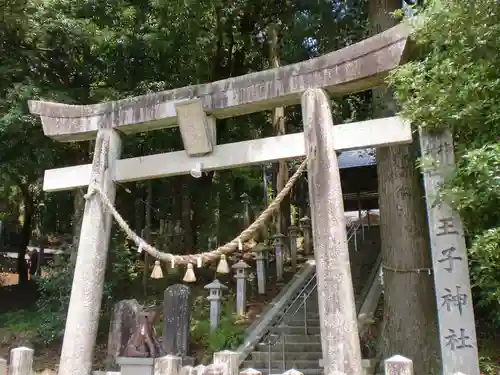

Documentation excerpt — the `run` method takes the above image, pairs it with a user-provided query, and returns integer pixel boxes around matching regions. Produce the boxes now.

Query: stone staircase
[239,226,381,375]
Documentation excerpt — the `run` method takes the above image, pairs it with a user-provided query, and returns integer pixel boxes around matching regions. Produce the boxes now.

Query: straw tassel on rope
[87,157,308,267]
[183,263,196,283]
[216,254,230,274]
[150,260,163,279]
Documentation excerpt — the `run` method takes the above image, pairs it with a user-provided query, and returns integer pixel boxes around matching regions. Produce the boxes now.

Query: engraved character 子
[444,328,473,351]
[436,217,459,236]
[441,286,467,315]
[437,246,463,273]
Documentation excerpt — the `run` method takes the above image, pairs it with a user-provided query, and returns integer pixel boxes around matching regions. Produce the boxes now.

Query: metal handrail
[262,221,365,374]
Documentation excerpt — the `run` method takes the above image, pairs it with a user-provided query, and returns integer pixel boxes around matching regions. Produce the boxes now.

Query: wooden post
[420,129,480,375]
[10,347,34,375]
[301,88,363,374]
[154,355,182,375]
[59,129,122,375]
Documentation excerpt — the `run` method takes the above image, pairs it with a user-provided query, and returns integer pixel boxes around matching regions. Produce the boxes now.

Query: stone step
[256,342,322,352]
[250,351,323,361]
[282,312,320,320]
[286,319,320,327]
[269,326,321,335]
[261,333,321,344]
[242,359,320,369]
[281,305,319,315]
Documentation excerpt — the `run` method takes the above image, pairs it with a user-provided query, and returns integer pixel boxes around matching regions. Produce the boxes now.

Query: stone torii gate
[28,22,479,375]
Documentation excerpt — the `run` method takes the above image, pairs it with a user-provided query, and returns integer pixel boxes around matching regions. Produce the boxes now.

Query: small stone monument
[106,299,142,370]
[117,306,162,375]
[163,284,194,365]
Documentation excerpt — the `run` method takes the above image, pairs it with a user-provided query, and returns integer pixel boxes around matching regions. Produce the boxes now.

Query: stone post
[194,365,207,375]
[384,355,413,375]
[117,357,154,375]
[241,193,251,229]
[162,284,192,364]
[0,357,6,375]
[213,350,239,375]
[10,347,34,375]
[204,279,227,331]
[232,260,250,316]
[239,369,262,375]
[288,225,300,272]
[272,233,285,282]
[252,244,267,294]
[299,216,312,255]
[203,364,224,375]
[301,88,362,374]
[154,355,182,375]
[59,129,122,375]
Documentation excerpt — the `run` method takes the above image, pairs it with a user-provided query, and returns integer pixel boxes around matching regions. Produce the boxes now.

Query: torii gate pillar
[302,88,363,374]
[59,129,121,375]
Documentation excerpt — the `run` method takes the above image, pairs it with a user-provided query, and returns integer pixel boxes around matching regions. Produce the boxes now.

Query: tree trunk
[268,23,290,236]
[180,175,193,254]
[143,181,152,298]
[369,1,440,374]
[17,184,34,286]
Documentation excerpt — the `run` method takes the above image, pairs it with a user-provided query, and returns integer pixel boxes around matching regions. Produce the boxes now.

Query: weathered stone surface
[58,129,122,375]
[420,129,480,375]
[117,357,154,375]
[302,89,362,374]
[28,24,410,142]
[163,284,191,357]
[106,299,142,370]
[9,347,34,375]
[154,355,182,375]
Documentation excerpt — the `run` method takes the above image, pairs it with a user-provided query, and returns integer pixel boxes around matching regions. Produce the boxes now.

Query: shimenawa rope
[85,158,308,266]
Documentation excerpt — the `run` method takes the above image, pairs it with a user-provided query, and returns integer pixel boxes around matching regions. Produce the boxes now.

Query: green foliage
[35,234,139,344]
[468,228,500,324]
[440,144,500,235]
[390,0,500,144]
[0,310,42,335]
[190,294,245,362]
[391,0,500,328]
